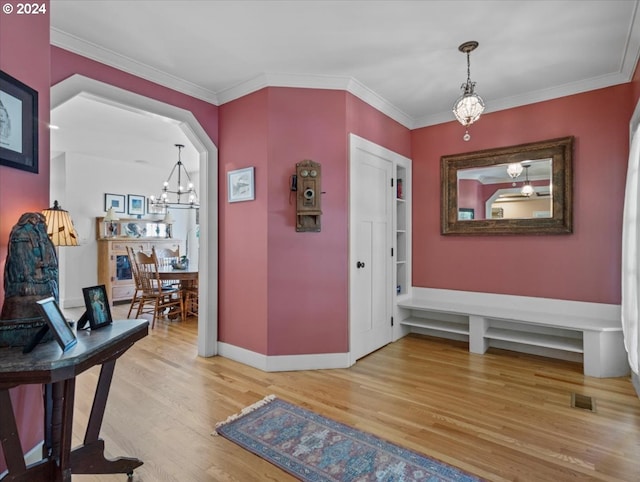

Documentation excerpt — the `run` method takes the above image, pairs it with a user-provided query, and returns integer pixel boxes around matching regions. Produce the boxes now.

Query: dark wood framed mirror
[441,136,573,235]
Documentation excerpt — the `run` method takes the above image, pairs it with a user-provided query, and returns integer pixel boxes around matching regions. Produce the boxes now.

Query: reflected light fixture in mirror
[521,165,535,197]
[507,162,523,180]
[452,41,485,142]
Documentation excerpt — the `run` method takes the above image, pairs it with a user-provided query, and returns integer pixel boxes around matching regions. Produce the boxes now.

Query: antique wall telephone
[291,160,322,232]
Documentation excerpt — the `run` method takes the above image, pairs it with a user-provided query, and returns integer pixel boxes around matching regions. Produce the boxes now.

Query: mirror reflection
[457,158,553,221]
[441,136,573,235]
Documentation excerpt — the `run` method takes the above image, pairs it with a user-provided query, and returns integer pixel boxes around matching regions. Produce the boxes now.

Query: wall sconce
[103,207,120,237]
[41,200,79,247]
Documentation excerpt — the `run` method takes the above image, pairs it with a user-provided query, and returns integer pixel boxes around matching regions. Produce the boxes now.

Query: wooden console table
[0,319,148,481]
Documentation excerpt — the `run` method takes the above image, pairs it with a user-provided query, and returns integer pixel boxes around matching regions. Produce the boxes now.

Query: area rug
[213,395,482,481]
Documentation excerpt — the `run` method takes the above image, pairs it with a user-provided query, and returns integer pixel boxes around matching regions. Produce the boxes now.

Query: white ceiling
[49,0,640,170]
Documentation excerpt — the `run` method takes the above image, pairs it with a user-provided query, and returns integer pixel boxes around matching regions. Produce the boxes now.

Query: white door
[350,136,394,361]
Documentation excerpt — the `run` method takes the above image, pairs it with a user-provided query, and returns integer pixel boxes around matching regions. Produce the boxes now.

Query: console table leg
[0,389,27,474]
[70,360,143,475]
[84,360,115,443]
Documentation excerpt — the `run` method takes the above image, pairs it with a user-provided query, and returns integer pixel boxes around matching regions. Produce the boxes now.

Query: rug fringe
[212,394,276,436]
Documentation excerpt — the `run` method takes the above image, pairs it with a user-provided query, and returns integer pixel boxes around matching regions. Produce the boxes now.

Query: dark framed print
[105,193,126,213]
[0,70,38,173]
[82,285,113,330]
[128,194,145,216]
[36,297,77,352]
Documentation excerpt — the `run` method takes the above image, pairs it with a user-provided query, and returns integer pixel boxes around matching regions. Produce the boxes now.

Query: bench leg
[583,331,630,378]
[469,315,489,354]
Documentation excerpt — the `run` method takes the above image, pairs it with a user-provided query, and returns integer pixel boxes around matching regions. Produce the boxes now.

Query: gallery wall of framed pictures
[104,193,147,216]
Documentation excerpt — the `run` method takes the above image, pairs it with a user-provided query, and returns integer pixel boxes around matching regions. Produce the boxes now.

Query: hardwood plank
[66,305,640,481]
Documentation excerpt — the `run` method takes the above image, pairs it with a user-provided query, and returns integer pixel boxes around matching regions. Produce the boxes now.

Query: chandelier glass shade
[521,165,535,197]
[149,143,199,209]
[507,162,524,179]
[42,200,79,246]
[452,41,485,141]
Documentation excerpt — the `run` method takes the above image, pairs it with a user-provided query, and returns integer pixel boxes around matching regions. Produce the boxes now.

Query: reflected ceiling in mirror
[457,158,553,221]
[441,137,573,235]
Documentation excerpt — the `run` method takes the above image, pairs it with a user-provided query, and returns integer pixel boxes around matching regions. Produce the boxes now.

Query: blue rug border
[215,396,483,482]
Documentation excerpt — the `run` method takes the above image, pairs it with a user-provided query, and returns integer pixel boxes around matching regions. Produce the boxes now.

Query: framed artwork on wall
[105,193,126,213]
[0,70,38,173]
[228,167,255,203]
[128,194,145,216]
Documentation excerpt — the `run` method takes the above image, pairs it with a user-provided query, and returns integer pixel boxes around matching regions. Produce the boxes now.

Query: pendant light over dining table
[452,41,485,141]
[149,143,199,209]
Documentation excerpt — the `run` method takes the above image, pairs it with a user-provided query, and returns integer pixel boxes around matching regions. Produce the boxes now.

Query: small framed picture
[0,70,38,174]
[228,167,255,203]
[36,297,78,352]
[105,193,126,213]
[128,194,145,216]
[82,285,112,330]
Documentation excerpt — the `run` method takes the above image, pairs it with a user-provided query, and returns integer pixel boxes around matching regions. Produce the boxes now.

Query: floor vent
[571,393,596,412]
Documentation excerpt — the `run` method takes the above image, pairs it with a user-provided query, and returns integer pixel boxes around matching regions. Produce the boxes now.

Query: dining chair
[133,246,184,328]
[156,246,180,288]
[125,246,143,318]
[185,280,198,318]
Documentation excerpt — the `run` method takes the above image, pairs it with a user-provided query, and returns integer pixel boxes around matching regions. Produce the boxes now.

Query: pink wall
[412,84,634,304]
[266,88,349,355]
[0,0,50,471]
[219,88,411,355]
[219,90,269,353]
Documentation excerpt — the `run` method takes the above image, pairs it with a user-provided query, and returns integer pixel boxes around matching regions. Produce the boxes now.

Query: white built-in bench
[396,288,629,378]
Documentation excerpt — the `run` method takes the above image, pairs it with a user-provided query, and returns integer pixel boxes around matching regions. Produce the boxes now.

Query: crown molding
[413,71,633,130]
[51,27,414,128]
[50,28,219,105]
[217,73,414,128]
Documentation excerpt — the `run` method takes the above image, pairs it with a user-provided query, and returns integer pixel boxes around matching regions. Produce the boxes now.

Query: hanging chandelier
[452,41,485,142]
[149,144,199,209]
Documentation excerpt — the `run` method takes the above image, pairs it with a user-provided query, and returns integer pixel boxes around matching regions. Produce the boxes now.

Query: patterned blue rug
[214,395,482,481]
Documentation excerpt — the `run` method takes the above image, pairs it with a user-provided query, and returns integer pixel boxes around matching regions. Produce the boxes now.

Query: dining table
[156,267,198,319]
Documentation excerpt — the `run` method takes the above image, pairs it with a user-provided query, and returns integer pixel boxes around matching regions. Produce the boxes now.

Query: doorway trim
[51,74,218,357]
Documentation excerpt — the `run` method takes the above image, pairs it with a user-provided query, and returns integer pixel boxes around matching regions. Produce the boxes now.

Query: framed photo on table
[36,297,77,352]
[82,285,113,330]
[0,70,38,173]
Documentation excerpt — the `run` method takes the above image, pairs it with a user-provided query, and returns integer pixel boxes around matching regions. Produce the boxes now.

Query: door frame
[51,75,218,357]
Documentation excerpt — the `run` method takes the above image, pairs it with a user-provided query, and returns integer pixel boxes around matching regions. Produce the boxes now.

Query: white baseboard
[0,441,44,477]
[61,297,84,309]
[217,342,350,372]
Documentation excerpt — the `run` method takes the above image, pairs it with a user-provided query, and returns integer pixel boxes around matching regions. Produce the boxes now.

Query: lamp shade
[104,207,119,222]
[42,200,79,246]
[163,211,175,224]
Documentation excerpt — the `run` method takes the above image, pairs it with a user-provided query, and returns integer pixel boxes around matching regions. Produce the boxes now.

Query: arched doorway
[51,74,218,356]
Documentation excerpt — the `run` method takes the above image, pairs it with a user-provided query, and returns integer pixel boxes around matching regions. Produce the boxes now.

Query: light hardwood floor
[67,304,640,481]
